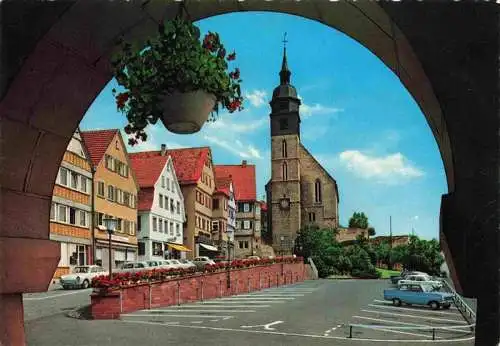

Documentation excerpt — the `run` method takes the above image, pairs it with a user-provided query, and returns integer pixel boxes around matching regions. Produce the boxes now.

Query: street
[25,280,475,346]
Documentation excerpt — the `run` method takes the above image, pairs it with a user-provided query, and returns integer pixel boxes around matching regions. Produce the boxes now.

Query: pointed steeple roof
[279,46,291,85]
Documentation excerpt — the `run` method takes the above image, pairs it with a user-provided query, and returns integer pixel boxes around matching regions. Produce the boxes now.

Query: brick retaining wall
[91,262,307,319]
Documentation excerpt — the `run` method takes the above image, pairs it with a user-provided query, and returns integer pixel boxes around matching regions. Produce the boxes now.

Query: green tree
[349,212,369,229]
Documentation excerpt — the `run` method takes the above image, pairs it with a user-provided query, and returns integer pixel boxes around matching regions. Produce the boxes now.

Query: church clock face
[279,198,290,210]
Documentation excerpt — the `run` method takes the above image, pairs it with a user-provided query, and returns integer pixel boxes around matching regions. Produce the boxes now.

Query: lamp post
[103,218,118,280]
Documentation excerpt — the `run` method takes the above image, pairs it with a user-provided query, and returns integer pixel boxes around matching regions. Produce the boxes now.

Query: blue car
[384,283,454,310]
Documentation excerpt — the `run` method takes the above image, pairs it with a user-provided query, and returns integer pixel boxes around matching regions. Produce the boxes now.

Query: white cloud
[298,94,344,118]
[205,110,267,133]
[338,150,424,183]
[245,90,268,107]
[204,135,262,160]
[412,215,419,221]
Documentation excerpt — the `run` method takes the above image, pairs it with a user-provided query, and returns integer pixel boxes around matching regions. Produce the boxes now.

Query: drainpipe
[90,167,96,264]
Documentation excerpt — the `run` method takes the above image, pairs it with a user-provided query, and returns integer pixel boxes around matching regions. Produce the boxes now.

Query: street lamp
[103,218,118,280]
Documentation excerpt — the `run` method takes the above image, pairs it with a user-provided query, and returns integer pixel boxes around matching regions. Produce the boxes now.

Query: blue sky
[80,12,447,240]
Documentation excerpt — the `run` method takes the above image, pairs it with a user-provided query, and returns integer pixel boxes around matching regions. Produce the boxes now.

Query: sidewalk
[48,279,62,291]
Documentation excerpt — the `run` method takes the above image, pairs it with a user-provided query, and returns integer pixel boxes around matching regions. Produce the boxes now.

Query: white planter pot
[160,90,216,134]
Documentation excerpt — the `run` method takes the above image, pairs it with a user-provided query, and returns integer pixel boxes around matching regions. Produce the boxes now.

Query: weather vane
[282,32,288,48]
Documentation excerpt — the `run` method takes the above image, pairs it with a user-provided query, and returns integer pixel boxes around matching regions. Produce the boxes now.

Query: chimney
[160,144,167,156]
[242,160,247,167]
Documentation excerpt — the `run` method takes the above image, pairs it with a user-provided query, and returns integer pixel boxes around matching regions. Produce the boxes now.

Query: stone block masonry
[91,262,307,319]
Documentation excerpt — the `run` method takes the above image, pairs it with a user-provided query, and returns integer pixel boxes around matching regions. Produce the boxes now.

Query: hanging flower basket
[111,17,244,145]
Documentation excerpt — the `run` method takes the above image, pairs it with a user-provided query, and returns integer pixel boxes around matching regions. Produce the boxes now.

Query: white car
[60,265,108,290]
[193,256,216,270]
[398,274,443,289]
[117,261,152,273]
[177,259,196,270]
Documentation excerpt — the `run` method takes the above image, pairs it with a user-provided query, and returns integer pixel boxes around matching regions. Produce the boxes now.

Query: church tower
[268,37,302,255]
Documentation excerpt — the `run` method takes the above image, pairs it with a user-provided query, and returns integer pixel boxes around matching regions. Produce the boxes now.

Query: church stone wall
[299,145,339,229]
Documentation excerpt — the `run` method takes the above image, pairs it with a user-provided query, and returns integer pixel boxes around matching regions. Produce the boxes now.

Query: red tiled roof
[138,187,155,211]
[214,164,256,201]
[80,129,118,167]
[129,153,169,188]
[215,176,232,197]
[130,147,210,185]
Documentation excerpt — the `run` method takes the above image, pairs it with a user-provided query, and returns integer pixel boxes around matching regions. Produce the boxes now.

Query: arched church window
[282,139,287,158]
[282,162,288,181]
[315,179,322,203]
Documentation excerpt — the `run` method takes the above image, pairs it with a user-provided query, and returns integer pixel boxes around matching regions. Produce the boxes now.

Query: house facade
[215,161,261,258]
[227,181,236,260]
[50,129,93,278]
[130,146,187,261]
[135,145,217,259]
[212,176,236,259]
[81,129,139,269]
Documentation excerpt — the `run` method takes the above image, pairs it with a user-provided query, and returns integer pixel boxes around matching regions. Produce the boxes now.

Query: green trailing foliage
[110,17,244,146]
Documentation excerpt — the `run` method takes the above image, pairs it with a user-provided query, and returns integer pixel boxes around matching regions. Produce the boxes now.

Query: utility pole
[389,216,393,270]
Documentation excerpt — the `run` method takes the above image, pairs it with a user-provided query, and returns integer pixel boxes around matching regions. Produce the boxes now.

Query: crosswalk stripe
[199,300,285,305]
[135,309,256,313]
[218,297,295,300]
[353,315,470,332]
[180,304,271,308]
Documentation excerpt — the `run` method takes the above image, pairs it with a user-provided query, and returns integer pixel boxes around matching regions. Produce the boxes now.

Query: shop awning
[167,243,192,252]
[199,243,218,251]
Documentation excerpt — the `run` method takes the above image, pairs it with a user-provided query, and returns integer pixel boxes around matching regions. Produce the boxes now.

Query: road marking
[150,309,256,313]
[23,289,91,301]
[371,326,442,339]
[361,309,468,324]
[323,324,342,336]
[368,304,465,316]
[237,294,304,297]
[180,305,271,308]
[373,299,461,311]
[190,321,203,324]
[218,297,295,300]
[209,319,219,322]
[200,301,285,305]
[120,319,476,343]
[353,315,471,333]
[241,320,284,331]
[121,314,233,319]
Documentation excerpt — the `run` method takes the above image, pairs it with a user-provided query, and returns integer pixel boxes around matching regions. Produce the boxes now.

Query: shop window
[152,242,163,256]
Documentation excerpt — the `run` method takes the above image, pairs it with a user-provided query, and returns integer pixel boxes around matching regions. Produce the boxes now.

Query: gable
[299,143,339,202]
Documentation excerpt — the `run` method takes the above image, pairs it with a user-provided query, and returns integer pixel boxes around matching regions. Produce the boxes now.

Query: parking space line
[200,300,285,304]
[121,314,234,319]
[371,326,441,339]
[373,299,460,311]
[23,290,91,301]
[238,294,304,297]
[121,320,476,343]
[138,309,256,313]
[368,304,465,316]
[361,309,468,324]
[218,297,296,300]
[180,305,271,308]
[353,315,470,333]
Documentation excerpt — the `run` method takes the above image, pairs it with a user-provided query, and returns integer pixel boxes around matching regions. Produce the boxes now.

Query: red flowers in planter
[91,257,303,291]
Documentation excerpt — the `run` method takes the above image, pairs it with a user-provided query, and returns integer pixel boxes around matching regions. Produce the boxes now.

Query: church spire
[279,32,291,85]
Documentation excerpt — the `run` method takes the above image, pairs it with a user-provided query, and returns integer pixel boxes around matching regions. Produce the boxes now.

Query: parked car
[178,259,197,270]
[192,256,216,270]
[398,273,443,289]
[390,270,427,284]
[60,265,108,289]
[117,261,152,273]
[384,283,454,310]
[246,255,261,260]
[146,260,161,268]
[168,259,195,270]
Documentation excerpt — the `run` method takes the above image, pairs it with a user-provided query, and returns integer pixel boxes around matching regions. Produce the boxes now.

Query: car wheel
[429,301,440,310]
[393,298,402,307]
[442,303,451,310]
[82,280,90,289]
[62,285,70,290]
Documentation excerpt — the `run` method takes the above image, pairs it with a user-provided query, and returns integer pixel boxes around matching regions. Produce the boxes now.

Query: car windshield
[170,260,180,264]
[73,267,89,273]
[180,259,188,263]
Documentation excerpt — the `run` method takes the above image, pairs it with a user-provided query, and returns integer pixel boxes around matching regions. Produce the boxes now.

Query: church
[265,44,340,255]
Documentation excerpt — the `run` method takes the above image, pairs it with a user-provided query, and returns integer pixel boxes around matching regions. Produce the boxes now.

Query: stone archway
[1,2,497,345]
